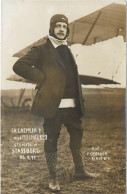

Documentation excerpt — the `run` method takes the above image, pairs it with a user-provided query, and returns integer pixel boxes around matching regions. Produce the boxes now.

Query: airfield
[1,87,126,193]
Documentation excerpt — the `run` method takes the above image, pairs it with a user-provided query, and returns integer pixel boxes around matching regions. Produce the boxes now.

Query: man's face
[54,22,67,40]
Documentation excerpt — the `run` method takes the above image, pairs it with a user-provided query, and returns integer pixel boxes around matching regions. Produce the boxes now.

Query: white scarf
[48,35,67,48]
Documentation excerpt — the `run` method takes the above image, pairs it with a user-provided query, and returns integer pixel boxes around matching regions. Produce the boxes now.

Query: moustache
[57,32,65,35]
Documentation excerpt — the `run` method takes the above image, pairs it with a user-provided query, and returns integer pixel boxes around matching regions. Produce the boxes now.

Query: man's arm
[13,46,45,84]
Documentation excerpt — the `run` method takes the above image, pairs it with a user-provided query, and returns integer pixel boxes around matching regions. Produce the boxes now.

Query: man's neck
[48,35,67,48]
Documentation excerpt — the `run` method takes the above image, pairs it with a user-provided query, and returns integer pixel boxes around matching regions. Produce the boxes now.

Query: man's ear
[66,27,69,37]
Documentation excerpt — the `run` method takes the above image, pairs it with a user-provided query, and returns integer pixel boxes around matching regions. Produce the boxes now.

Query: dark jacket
[13,39,85,118]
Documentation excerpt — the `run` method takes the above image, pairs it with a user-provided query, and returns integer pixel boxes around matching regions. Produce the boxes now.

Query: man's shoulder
[33,38,52,50]
[32,39,48,50]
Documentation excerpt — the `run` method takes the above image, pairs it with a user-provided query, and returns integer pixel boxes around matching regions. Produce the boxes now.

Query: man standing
[13,14,97,192]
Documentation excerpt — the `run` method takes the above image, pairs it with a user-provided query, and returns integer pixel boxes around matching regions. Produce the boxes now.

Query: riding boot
[45,152,60,191]
[71,149,99,180]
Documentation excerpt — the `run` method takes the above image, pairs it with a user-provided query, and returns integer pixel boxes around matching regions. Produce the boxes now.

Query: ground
[1,88,126,194]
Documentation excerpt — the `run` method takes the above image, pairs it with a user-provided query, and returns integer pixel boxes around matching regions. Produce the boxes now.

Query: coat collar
[46,38,66,70]
[46,38,77,70]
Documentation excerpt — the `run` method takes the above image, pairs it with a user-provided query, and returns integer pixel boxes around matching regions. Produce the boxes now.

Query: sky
[1,0,126,89]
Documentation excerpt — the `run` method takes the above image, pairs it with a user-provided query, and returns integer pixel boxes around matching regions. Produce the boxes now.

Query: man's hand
[35,82,42,91]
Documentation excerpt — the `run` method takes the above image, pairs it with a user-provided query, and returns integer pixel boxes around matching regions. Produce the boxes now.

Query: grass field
[1,88,126,194]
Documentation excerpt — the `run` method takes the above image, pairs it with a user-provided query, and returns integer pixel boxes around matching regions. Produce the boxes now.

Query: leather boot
[45,152,60,191]
[71,149,99,180]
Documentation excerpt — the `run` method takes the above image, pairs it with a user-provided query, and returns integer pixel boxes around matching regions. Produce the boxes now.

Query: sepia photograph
[1,0,126,193]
